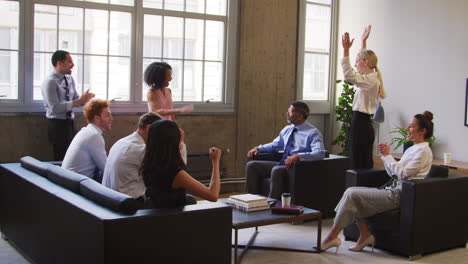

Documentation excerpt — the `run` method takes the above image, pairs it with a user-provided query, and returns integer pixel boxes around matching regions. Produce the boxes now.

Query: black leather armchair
[343,166,468,259]
[252,152,351,218]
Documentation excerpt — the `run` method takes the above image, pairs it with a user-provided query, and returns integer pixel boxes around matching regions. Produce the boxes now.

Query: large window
[33,4,131,101]
[0,0,238,112]
[0,0,19,100]
[142,0,226,102]
[297,0,337,113]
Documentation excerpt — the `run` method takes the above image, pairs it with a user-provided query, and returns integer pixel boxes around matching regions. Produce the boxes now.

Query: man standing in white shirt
[102,112,188,200]
[62,99,113,182]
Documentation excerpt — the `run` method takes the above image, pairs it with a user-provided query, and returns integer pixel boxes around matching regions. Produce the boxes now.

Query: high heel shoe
[320,237,341,254]
[348,235,375,252]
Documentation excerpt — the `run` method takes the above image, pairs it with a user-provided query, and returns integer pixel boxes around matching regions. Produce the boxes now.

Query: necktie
[64,76,72,118]
[63,76,70,101]
[279,128,297,165]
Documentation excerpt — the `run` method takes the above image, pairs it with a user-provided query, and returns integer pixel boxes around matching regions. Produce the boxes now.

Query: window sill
[0,101,235,114]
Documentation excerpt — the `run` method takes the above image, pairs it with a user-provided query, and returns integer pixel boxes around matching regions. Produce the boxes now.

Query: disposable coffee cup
[444,153,452,165]
[281,193,291,207]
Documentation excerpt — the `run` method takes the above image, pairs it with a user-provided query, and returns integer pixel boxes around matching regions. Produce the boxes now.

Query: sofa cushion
[80,179,140,214]
[426,165,449,178]
[20,156,49,177]
[46,165,89,193]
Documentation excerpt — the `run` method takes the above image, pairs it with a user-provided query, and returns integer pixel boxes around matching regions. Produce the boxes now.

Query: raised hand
[209,147,222,163]
[342,32,354,50]
[361,25,372,49]
[361,25,371,41]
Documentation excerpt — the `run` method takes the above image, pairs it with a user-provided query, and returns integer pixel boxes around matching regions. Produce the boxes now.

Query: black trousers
[349,111,374,169]
[47,118,75,161]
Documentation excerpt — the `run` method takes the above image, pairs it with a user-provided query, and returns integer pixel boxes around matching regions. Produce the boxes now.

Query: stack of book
[226,194,270,212]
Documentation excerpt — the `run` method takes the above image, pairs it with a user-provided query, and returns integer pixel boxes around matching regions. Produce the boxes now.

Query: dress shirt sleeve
[381,149,427,180]
[71,77,79,100]
[257,135,284,153]
[341,56,379,90]
[87,134,107,175]
[298,129,325,161]
[257,126,290,153]
[42,79,73,113]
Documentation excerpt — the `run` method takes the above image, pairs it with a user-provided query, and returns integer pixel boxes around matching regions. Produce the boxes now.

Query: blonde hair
[357,49,387,99]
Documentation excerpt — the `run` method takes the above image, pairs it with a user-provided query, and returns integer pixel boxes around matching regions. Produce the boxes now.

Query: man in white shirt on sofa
[102,112,188,200]
[62,99,113,182]
[102,112,163,200]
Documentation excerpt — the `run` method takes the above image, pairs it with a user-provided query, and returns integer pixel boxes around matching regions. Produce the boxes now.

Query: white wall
[337,0,468,162]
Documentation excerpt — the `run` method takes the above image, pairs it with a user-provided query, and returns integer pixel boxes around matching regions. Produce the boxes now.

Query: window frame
[0,0,239,113]
[296,0,338,114]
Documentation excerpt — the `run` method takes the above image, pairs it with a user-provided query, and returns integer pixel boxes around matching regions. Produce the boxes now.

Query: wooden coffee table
[221,199,322,264]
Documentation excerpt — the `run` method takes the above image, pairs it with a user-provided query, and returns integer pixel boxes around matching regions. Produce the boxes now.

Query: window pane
[110,0,134,6]
[204,61,222,101]
[85,9,108,55]
[165,0,184,11]
[307,0,331,4]
[305,3,330,53]
[144,15,162,58]
[0,51,18,99]
[206,0,226,16]
[109,11,131,56]
[82,0,108,4]
[143,0,163,9]
[33,52,52,100]
[165,60,182,101]
[34,4,57,52]
[186,0,205,13]
[185,19,204,60]
[72,54,84,94]
[163,17,183,59]
[0,1,19,50]
[84,55,107,99]
[108,56,130,101]
[59,7,83,53]
[303,53,329,100]
[205,21,224,61]
[183,61,202,101]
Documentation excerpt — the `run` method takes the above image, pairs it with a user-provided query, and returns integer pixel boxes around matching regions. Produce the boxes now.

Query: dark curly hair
[144,62,172,90]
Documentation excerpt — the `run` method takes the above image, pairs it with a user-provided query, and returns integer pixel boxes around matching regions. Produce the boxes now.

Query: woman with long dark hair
[140,119,221,208]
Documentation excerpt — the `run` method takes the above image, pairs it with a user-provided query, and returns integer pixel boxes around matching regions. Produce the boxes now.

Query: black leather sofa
[343,166,468,259]
[251,153,351,218]
[0,156,232,264]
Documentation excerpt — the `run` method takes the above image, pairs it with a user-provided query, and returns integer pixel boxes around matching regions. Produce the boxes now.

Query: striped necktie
[64,76,72,118]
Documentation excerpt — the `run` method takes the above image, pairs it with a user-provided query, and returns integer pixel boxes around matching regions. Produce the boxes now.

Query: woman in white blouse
[342,25,387,169]
[320,111,434,253]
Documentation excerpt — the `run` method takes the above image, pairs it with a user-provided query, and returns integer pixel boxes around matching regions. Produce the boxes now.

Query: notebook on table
[271,204,304,215]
